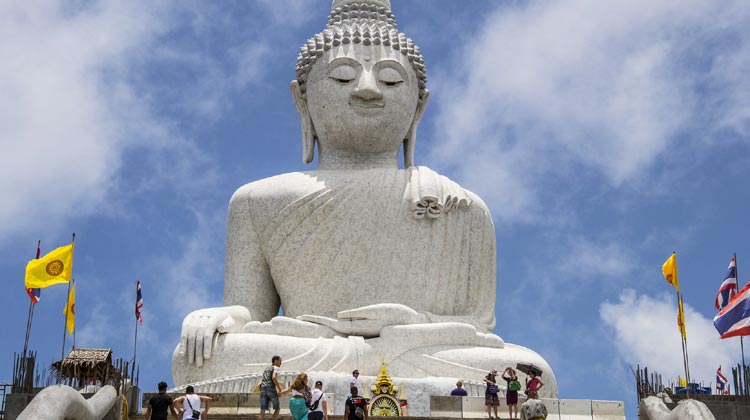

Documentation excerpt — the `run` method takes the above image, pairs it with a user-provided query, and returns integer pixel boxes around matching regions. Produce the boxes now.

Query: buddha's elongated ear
[291,80,316,164]
[403,89,429,168]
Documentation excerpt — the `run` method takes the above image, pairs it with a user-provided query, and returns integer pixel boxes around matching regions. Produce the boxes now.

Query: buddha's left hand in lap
[298,303,429,337]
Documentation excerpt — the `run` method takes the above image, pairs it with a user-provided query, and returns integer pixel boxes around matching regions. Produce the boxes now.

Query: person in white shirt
[173,385,211,420]
[309,380,328,420]
[348,370,363,397]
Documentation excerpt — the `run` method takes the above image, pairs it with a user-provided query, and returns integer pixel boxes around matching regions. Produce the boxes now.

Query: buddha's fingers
[337,303,428,325]
[299,314,382,337]
[296,315,339,330]
[186,324,197,365]
[178,331,188,358]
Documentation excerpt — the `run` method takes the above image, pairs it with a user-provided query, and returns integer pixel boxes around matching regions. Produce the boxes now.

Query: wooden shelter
[51,348,120,389]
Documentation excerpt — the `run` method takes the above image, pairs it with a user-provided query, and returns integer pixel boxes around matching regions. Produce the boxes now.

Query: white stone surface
[559,399,593,420]
[543,399,562,420]
[172,0,558,398]
[639,396,715,420]
[592,400,626,420]
[17,384,117,420]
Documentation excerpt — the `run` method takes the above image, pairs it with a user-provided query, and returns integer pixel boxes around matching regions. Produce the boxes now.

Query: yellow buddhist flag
[662,253,679,291]
[677,296,687,340]
[63,282,75,334]
[678,376,687,387]
[24,243,74,289]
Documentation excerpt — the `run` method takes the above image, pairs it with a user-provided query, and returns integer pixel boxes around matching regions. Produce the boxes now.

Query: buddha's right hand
[178,305,251,367]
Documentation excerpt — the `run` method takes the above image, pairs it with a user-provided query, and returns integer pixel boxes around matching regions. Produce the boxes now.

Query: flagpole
[682,296,691,385]
[60,278,72,381]
[735,252,748,395]
[22,240,41,358]
[132,315,138,385]
[59,233,76,382]
[677,289,690,390]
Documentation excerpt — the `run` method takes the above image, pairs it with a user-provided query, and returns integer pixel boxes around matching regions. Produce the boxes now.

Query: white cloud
[558,238,634,278]
[429,0,750,223]
[0,2,282,243]
[0,2,169,241]
[601,290,736,387]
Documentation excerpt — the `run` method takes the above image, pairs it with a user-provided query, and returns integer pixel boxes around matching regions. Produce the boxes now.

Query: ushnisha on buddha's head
[291,0,430,169]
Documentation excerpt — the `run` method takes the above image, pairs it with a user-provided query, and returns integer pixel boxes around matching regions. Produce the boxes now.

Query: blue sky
[1,1,749,418]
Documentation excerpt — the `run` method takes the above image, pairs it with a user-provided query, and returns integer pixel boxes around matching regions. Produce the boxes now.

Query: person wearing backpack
[344,386,368,420]
[502,367,521,420]
[309,380,328,420]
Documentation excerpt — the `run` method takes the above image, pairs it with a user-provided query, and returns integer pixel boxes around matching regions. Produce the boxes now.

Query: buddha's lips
[349,99,385,109]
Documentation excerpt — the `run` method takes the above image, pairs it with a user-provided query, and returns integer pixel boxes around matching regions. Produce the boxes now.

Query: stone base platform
[141,392,624,420]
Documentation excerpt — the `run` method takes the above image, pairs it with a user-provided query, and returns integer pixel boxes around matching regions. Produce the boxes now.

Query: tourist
[450,380,468,396]
[502,368,520,419]
[483,369,500,419]
[281,373,311,420]
[309,380,328,420]
[349,370,363,397]
[144,381,178,420]
[525,372,544,400]
[173,385,211,420]
[344,386,368,420]
[259,356,284,420]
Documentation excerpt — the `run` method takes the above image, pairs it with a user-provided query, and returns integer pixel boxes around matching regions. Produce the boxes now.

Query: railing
[1,383,11,420]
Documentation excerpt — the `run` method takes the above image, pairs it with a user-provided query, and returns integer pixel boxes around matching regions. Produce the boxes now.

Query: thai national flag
[135,280,143,323]
[717,366,728,394]
[716,257,738,310]
[25,242,42,304]
[714,283,750,339]
[25,287,41,304]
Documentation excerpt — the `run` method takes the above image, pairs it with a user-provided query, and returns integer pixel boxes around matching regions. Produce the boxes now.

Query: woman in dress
[282,373,312,420]
[483,369,500,419]
[525,371,544,400]
[502,367,520,420]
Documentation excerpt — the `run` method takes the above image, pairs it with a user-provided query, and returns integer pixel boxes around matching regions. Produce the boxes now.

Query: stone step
[128,416,492,420]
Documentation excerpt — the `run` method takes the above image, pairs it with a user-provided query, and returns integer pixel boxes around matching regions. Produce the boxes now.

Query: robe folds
[225,166,497,332]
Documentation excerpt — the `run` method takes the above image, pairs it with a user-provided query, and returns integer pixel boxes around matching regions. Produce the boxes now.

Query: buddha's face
[305,43,420,158]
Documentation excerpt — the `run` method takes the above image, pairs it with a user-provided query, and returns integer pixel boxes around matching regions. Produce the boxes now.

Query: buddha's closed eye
[378,67,404,87]
[329,65,357,84]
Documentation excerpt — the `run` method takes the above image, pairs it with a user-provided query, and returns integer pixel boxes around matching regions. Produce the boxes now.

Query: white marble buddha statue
[173,0,557,398]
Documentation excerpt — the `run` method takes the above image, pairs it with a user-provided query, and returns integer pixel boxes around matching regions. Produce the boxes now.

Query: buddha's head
[291,0,429,168]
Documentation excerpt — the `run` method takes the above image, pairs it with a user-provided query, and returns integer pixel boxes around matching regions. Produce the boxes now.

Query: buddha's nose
[352,70,383,101]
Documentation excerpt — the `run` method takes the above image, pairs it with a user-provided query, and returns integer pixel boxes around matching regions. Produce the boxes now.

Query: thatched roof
[52,348,117,382]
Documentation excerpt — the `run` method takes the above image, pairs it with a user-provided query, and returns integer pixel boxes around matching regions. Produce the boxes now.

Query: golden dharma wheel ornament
[368,360,407,417]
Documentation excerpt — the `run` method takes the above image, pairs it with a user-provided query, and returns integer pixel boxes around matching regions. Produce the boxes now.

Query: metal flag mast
[59,233,76,377]
[22,240,41,359]
[132,297,138,385]
[736,252,747,394]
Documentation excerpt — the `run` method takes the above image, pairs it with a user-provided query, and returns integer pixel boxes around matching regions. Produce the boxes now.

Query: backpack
[508,380,521,392]
[349,397,365,419]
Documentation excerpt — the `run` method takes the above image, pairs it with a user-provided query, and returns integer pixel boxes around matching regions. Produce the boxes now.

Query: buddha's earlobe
[404,89,429,168]
[291,80,316,164]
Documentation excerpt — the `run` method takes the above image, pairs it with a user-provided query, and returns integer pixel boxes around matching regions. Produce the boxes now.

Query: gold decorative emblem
[46,260,64,276]
[368,360,407,417]
[370,395,399,416]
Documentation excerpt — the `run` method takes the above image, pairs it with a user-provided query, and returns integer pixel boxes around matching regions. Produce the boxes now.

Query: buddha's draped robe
[225,166,497,332]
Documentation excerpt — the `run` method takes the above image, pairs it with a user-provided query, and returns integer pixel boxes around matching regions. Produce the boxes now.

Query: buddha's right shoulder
[229,172,323,208]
